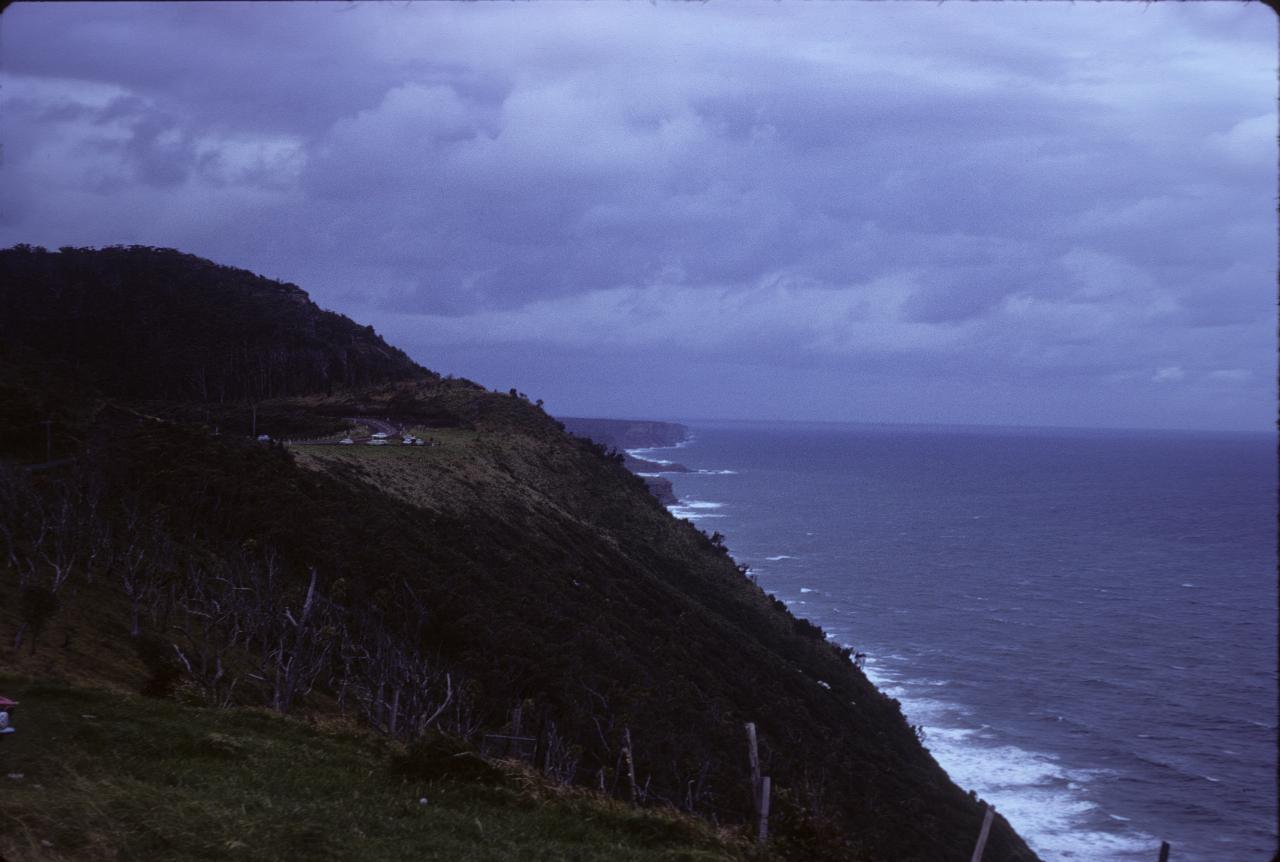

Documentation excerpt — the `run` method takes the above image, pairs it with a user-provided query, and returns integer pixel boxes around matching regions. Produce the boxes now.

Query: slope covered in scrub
[0,246,1039,861]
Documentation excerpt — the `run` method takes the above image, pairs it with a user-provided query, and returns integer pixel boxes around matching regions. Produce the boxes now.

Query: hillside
[0,244,427,404]
[0,246,1040,861]
[0,676,755,862]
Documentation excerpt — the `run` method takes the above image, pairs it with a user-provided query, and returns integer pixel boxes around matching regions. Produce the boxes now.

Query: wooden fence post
[758,775,771,844]
[970,803,995,862]
[1157,841,1170,862]
[745,722,770,844]
[623,727,639,804]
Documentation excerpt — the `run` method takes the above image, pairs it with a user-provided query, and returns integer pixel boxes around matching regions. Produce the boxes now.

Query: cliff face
[641,475,678,505]
[0,247,1040,862]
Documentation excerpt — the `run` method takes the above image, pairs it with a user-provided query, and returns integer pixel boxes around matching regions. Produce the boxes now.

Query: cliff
[0,247,1040,862]
[641,475,678,505]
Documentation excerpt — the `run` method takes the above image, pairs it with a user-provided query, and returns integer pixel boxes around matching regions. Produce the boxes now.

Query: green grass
[0,678,753,862]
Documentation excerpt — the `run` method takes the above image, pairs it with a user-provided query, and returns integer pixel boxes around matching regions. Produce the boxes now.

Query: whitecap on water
[925,737,1158,860]
[666,500,726,520]
[860,656,1157,861]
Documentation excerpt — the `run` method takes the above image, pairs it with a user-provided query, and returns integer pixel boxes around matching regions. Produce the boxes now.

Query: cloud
[1208,114,1277,175]
[365,273,955,358]
[0,1,1272,430]
[1206,368,1251,382]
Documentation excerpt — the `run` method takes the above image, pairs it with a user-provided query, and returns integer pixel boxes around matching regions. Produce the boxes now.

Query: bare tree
[334,583,455,740]
[170,562,247,708]
[109,500,170,638]
[6,475,96,652]
[338,620,453,739]
[541,719,583,785]
[263,568,336,714]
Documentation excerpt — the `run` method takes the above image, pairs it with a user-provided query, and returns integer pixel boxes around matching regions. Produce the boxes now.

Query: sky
[1,2,1275,432]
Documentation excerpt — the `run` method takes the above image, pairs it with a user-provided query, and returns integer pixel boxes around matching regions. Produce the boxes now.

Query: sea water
[634,421,1277,862]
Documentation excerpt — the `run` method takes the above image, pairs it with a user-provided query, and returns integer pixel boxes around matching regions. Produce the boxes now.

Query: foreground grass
[0,678,753,862]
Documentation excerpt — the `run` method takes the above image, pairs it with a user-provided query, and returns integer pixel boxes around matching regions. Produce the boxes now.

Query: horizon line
[555,412,1276,438]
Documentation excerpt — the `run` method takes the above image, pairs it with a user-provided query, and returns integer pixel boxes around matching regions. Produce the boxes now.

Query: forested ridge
[0,246,1039,862]
[0,244,427,405]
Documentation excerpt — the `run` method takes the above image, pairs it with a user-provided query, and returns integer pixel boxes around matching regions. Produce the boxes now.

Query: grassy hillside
[0,247,1040,861]
[0,677,754,862]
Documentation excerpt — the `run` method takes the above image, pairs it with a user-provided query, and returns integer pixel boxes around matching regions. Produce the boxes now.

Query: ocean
[632,420,1277,862]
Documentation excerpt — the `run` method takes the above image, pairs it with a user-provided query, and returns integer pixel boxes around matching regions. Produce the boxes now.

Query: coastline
[630,423,1241,862]
[556,417,694,506]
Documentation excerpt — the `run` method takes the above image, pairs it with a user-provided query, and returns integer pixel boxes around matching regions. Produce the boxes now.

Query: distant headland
[557,417,690,504]
[557,417,689,450]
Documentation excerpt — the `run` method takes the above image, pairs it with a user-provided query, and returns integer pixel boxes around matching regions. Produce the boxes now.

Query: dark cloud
[0,1,1272,430]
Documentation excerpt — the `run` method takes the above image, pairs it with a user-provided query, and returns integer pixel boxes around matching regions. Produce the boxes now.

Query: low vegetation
[0,677,755,862]
[0,246,1040,861]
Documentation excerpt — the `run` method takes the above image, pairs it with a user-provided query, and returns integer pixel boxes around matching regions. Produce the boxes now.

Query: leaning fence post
[757,775,771,844]
[970,803,995,862]
[1157,841,1170,862]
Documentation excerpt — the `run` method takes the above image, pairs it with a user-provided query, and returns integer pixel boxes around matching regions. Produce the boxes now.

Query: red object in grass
[0,696,15,734]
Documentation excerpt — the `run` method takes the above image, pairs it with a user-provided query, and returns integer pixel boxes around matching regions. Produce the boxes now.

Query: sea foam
[666,500,726,521]
[862,657,1159,862]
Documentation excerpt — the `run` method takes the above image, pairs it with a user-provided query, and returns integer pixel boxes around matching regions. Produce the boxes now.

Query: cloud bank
[1,2,1273,430]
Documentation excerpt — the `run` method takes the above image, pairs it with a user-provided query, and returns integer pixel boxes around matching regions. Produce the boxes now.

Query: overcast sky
[1,2,1274,431]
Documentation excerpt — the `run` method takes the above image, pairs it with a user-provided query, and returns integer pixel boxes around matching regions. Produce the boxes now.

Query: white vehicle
[0,697,16,736]
[339,437,354,445]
